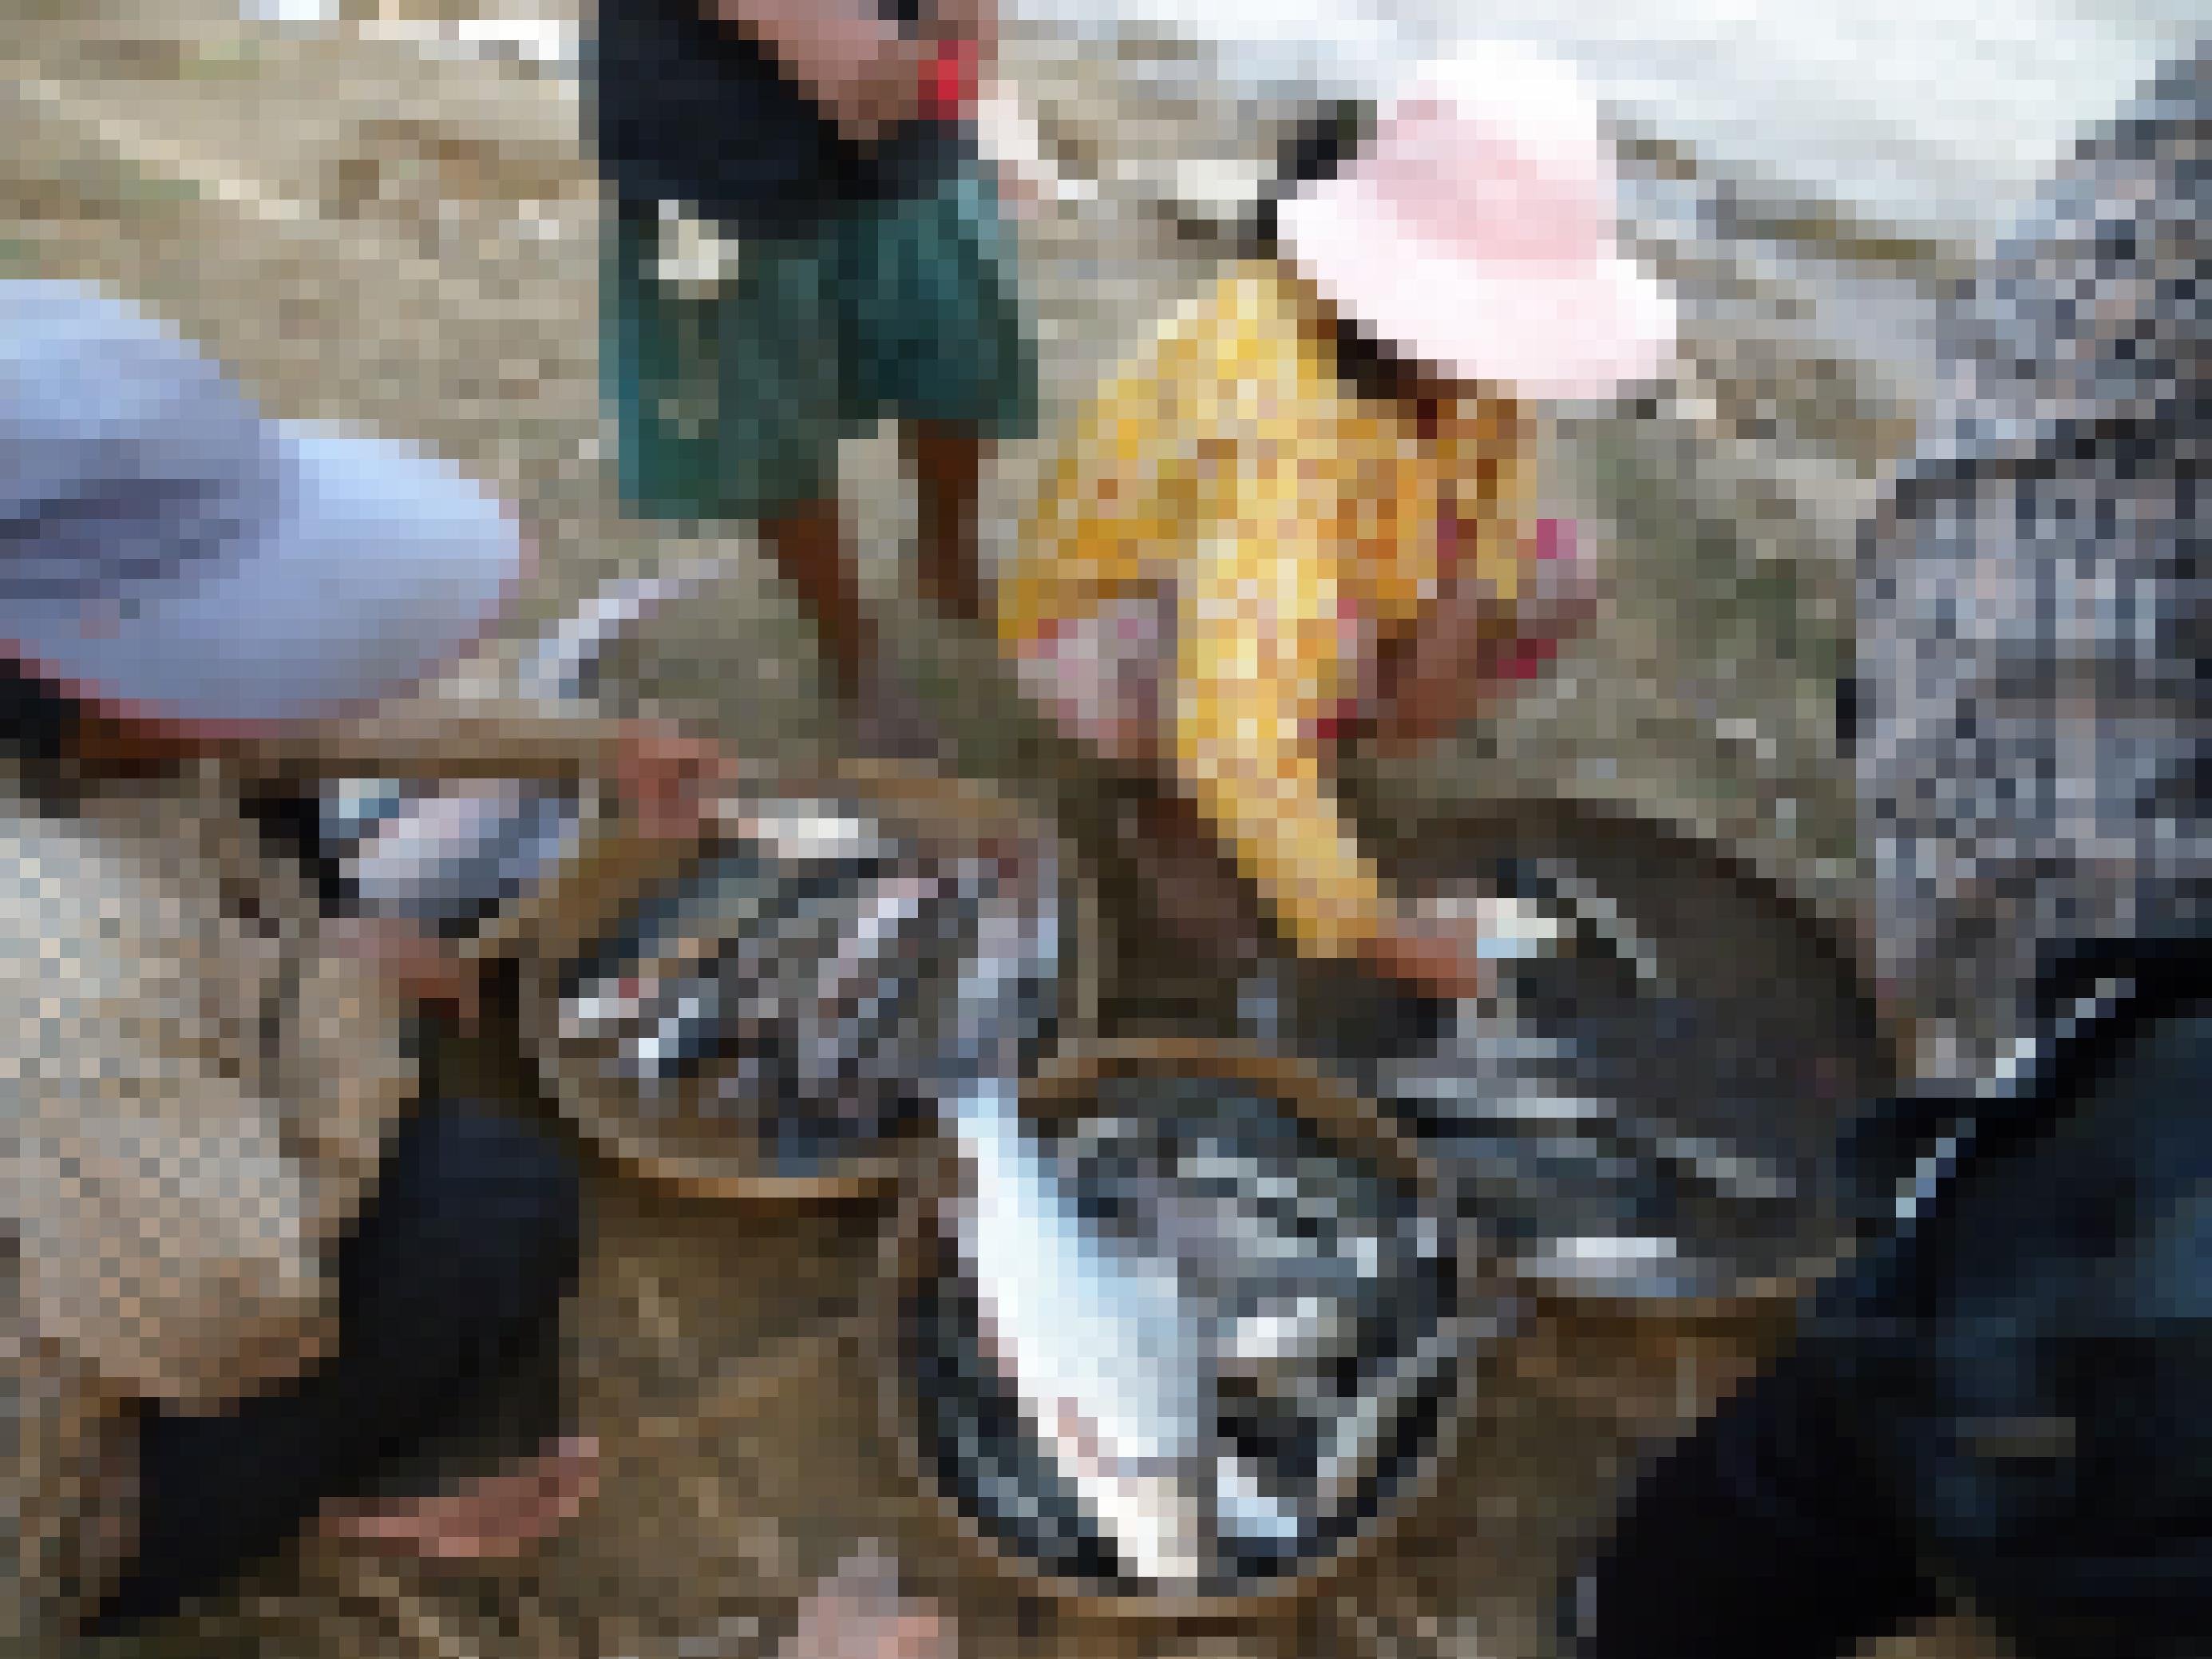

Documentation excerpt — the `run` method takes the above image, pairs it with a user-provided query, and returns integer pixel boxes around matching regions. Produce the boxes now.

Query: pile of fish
[1348,877,1830,1301]
[322,777,587,936]
[1231,857,1844,1301]
[318,568,731,938]
[916,1070,1463,1598]
[550,799,1062,1174]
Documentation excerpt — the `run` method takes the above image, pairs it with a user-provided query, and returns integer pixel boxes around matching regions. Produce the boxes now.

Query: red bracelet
[1501,633,1563,683]
[921,35,979,120]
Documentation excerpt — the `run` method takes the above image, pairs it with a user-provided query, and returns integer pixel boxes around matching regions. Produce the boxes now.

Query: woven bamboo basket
[873,1038,1494,1634]
[515,760,1104,1206]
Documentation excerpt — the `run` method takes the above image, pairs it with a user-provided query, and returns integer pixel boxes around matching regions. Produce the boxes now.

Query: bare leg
[1119,785,1267,972]
[759,497,876,708]
[759,493,948,760]
[900,421,989,629]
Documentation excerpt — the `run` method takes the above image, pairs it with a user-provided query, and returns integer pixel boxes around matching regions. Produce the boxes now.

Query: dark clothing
[0,655,82,770]
[1573,46,2211,1659]
[7,638,582,1638]
[4,655,356,909]
[239,787,356,919]
[588,0,961,241]
[94,1099,584,1634]
[1572,965,2212,1659]
[1565,1349,1941,1659]
[600,136,1035,524]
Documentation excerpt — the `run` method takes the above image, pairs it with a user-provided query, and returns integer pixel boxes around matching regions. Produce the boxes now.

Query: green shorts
[603,156,1040,525]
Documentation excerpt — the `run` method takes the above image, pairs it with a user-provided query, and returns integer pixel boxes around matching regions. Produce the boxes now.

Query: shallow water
[241,0,2192,239]
[1009,0,2198,239]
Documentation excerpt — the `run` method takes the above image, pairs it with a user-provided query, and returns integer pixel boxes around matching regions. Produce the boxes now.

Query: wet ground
[7,5,2014,1656]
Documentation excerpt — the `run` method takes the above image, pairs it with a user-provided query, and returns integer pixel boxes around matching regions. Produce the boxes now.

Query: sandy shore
[2,0,1961,932]
[2,9,2011,1658]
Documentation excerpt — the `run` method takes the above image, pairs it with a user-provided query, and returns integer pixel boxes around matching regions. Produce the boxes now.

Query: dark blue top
[1,656,79,768]
[588,0,963,240]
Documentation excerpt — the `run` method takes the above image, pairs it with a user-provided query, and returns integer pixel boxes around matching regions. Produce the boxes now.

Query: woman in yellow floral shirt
[999,44,1676,1004]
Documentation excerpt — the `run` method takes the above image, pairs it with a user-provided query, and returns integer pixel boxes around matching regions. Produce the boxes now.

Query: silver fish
[728,802,897,867]
[616,971,726,1083]
[939,1071,1456,1591]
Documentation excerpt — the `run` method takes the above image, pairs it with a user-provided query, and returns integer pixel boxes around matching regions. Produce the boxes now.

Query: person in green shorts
[591,0,1039,756]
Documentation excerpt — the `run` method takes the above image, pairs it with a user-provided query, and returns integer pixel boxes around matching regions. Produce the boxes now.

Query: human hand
[1360,913,1496,1005]
[608,718,739,844]
[1367,525,1598,755]
[1365,628,1567,755]
[837,31,934,147]
[1358,893,1574,1004]
[329,915,483,1028]
[709,2,931,147]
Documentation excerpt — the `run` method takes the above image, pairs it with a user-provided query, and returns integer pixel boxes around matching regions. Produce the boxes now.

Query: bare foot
[315,1435,601,1563]
[784,1546,951,1659]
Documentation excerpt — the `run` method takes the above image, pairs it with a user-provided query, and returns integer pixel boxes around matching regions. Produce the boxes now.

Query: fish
[1309,1322,1458,1511]
[559,814,1056,1164]
[939,1051,1458,1591]
[789,870,952,1090]
[615,971,726,1083]
[724,800,898,868]
[931,876,1219,1585]
[948,1075,1216,1588]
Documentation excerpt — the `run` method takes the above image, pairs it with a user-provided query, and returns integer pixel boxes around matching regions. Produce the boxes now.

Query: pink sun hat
[1276,41,1678,402]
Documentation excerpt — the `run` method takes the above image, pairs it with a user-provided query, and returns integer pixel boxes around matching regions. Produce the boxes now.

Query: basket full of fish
[307,571,1098,1200]
[1252,809,1891,1308]
[885,1041,1480,1614]
[516,762,1102,1201]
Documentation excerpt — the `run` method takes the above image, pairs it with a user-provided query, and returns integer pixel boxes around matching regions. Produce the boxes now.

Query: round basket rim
[872,1036,1488,1625]
[516,759,1106,1205]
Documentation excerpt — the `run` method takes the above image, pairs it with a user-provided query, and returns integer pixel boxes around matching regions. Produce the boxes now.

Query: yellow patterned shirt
[1001,261,1536,961]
